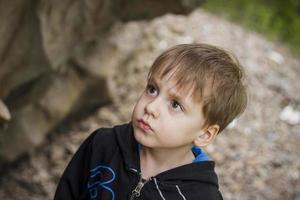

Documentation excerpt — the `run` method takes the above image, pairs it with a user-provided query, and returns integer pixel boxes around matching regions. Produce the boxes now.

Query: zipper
[128,169,150,200]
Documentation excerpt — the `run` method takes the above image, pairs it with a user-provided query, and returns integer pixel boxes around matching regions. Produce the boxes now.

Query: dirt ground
[0,9,299,200]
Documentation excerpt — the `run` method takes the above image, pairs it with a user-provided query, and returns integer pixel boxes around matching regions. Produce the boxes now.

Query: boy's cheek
[132,103,142,119]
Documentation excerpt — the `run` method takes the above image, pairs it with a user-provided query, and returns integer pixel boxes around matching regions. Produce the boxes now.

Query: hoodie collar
[115,122,141,171]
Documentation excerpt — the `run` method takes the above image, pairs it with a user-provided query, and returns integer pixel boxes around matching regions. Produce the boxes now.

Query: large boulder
[0,0,204,162]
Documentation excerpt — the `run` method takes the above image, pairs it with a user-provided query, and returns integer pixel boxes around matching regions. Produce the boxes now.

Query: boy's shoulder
[88,122,133,147]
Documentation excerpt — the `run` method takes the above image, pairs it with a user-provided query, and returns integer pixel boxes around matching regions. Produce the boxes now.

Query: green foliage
[203,0,300,57]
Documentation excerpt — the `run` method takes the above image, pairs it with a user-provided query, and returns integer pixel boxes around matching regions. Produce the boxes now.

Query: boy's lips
[137,119,153,132]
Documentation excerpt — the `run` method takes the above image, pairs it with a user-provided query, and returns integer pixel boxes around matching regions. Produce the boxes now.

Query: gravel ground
[0,9,299,200]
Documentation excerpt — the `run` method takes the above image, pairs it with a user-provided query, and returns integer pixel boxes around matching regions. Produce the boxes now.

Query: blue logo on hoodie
[88,165,116,199]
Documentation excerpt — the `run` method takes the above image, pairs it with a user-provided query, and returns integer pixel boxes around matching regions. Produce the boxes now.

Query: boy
[54,43,247,199]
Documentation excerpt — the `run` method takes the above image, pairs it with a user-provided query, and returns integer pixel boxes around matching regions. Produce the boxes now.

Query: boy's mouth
[137,119,153,132]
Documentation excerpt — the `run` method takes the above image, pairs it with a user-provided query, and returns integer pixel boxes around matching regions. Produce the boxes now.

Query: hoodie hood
[114,122,141,170]
[154,161,219,187]
[114,122,219,188]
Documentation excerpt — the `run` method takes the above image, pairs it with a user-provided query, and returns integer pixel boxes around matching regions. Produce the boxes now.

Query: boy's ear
[194,124,220,147]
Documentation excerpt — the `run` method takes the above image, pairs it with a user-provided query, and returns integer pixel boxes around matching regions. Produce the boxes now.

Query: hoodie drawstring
[176,185,187,200]
[154,178,166,200]
[154,178,187,200]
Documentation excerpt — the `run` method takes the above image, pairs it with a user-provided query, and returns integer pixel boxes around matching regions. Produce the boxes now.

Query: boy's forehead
[148,72,199,104]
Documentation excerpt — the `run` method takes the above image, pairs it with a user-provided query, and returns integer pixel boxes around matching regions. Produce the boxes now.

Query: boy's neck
[140,145,195,180]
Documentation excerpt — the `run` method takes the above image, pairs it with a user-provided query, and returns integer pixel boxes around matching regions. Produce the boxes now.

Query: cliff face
[0,0,204,162]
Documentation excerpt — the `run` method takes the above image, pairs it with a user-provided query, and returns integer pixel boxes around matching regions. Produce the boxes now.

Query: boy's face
[132,72,207,150]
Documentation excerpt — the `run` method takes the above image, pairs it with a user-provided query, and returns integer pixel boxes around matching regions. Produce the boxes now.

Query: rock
[0,0,51,98]
[118,0,205,21]
[280,105,300,125]
[0,0,204,164]
[0,68,111,162]
[268,50,285,64]
[0,99,11,126]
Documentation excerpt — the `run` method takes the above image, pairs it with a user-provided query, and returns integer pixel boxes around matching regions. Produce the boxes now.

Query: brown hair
[148,43,247,133]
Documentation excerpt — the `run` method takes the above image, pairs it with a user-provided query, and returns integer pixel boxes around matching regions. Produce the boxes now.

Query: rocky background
[0,0,203,163]
[0,5,300,200]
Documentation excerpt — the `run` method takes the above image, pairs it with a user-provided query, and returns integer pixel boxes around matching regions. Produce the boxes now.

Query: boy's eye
[146,84,158,96]
[170,100,183,112]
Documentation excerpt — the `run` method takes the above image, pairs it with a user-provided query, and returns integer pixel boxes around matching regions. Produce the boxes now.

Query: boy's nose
[145,99,160,118]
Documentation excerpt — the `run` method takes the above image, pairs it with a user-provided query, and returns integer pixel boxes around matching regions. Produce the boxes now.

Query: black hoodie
[54,122,223,200]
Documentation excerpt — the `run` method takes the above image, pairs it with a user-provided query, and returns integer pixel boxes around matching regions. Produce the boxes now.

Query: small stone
[0,99,11,123]
[268,50,285,64]
[280,105,300,125]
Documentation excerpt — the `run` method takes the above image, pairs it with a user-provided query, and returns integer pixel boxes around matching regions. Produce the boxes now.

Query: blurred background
[0,0,299,199]
[204,0,300,56]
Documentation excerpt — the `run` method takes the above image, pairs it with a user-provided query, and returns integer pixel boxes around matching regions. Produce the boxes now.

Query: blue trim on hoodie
[192,146,209,162]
